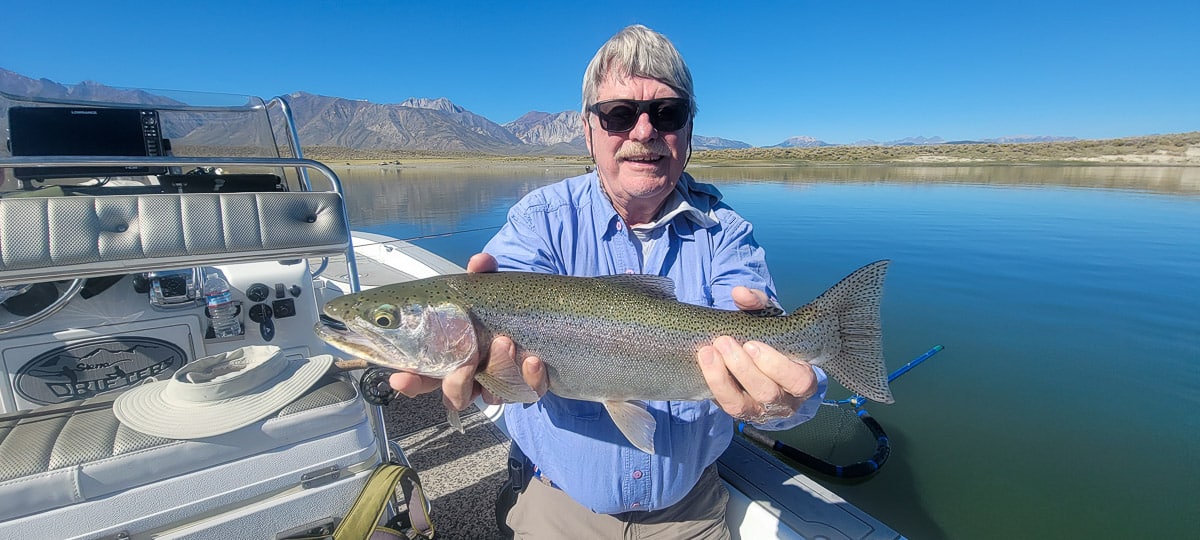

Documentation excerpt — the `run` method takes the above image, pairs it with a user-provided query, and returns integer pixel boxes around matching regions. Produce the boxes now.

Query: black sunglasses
[587,98,691,133]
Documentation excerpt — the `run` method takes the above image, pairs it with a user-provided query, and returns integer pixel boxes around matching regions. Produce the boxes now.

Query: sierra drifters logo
[14,337,187,405]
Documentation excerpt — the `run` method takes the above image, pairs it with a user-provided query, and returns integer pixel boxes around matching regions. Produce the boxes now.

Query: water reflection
[336,165,573,228]
[336,163,1198,235]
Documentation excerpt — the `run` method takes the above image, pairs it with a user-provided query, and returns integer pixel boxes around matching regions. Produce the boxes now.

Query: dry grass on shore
[301,131,1200,167]
[693,131,1200,165]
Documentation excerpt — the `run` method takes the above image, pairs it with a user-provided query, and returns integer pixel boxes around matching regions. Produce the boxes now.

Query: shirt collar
[630,188,717,233]
[594,172,721,237]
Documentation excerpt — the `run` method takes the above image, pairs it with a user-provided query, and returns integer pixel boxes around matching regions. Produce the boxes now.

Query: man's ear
[582,113,593,159]
[684,122,694,164]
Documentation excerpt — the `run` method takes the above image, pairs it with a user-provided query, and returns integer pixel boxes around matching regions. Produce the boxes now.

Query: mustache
[614,140,672,160]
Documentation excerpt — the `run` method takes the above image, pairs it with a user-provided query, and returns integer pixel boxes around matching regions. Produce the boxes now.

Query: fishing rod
[738,344,944,478]
[388,225,504,243]
[311,225,503,278]
[827,343,944,408]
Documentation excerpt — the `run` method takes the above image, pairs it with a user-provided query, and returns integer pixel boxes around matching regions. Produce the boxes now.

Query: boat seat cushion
[0,373,365,522]
[0,192,349,287]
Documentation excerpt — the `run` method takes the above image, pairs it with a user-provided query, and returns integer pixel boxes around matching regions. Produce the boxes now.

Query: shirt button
[631,502,641,508]
[632,470,643,479]
[625,269,635,274]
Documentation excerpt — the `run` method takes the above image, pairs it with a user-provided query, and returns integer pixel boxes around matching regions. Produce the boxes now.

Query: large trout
[316,260,893,454]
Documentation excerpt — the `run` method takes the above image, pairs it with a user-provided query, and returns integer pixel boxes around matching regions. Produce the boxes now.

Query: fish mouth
[314,318,371,356]
[314,316,394,363]
[318,313,348,332]
[313,315,427,374]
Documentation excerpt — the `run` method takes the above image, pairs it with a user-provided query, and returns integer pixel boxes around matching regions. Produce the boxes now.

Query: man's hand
[731,286,772,313]
[697,286,818,423]
[387,253,547,412]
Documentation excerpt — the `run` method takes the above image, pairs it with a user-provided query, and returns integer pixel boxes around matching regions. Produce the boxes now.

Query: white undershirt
[627,190,717,267]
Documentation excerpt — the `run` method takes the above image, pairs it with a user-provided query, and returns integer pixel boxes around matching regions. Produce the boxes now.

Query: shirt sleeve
[705,208,778,311]
[751,366,829,431]
[483,202,559,273]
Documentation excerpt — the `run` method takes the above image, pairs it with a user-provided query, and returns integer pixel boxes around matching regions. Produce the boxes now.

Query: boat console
[7,105,167,180]
[0,88,388,539]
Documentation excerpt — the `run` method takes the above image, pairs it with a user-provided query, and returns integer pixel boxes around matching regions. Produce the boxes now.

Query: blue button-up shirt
[483,171,827,514]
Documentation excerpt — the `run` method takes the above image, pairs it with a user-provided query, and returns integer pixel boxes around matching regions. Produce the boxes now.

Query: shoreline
[308,132,1200,169]
[319,155,1200,195]
[318,154,1200,169]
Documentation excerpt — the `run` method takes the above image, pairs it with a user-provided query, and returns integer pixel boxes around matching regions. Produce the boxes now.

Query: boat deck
[382,392,905,540]
[385,392,511,539]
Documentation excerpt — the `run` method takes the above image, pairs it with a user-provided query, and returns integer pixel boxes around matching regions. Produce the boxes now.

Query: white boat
[0,87,901,539]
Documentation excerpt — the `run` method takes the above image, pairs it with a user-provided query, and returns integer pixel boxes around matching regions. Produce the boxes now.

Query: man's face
[584,74,691,224]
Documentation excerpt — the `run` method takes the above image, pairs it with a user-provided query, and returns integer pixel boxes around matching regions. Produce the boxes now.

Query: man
[391,25,826,539]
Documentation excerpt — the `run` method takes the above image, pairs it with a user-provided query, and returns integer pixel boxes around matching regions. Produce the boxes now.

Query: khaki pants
[505,465,730,540]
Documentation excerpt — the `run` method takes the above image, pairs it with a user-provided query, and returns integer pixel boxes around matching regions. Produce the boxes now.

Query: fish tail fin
[797,260,894,403]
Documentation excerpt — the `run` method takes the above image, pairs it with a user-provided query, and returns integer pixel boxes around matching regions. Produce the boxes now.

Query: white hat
[113,345,333,439]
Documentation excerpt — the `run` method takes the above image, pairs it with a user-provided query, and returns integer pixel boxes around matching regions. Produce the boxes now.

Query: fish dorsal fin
[596,274,676,301]
[604,400,657,454]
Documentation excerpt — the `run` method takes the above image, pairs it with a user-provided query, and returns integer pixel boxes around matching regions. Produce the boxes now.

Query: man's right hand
[387,253,548,411]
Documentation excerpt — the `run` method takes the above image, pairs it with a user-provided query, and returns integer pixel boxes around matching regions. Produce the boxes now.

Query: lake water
[336,164,1200,539]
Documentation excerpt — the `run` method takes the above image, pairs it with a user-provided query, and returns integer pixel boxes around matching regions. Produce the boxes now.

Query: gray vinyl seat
[0,373,375,532]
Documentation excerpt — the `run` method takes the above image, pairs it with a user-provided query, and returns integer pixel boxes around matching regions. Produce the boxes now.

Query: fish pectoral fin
[604,400,656,454]
[447,408,464,434]
[475,357,539,403]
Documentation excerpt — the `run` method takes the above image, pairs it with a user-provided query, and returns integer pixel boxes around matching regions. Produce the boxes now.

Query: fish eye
[371,304,400,328]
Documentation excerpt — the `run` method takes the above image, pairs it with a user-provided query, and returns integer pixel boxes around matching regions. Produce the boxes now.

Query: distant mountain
[399,97,464,113]
[860,135,1077,146]
[0,70,215,148]
[983,135,1079,144]
[284,92,532,153]
[0,68,540,154]
[0,70,175,107]
[851,137,945,146]
[503,111,585,149]
[691,135,751,151]
[772,136,832,148]
[888,136,945,146]
[0,68,1086,155]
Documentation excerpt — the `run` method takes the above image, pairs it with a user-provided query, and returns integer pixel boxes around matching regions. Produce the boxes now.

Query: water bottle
[203,272,242,338]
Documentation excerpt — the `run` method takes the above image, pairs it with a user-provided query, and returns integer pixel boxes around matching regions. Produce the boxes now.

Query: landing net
[740,344,942,478]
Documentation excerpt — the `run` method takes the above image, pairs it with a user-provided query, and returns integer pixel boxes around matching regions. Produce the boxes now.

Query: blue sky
[2,1,1196,147]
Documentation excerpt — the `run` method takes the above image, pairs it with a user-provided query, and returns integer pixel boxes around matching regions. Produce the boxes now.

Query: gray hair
[581,25,696,119]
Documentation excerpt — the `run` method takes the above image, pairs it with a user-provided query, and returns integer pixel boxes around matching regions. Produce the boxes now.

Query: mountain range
[0,67,1077,154]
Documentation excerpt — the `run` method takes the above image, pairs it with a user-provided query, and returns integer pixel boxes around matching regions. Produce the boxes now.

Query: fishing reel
[359,366,400,406]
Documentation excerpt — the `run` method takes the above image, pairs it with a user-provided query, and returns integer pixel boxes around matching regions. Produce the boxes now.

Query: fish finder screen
[8,106,166,179]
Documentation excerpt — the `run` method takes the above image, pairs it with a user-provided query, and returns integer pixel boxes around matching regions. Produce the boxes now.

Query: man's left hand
[697,286,819,423]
